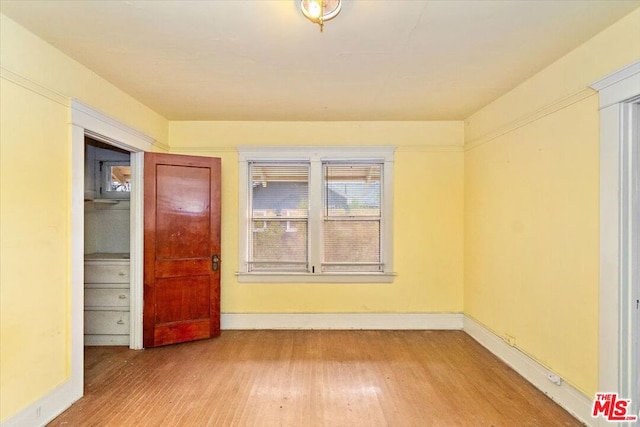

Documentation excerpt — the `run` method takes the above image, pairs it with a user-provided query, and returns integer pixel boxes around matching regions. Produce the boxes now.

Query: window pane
[109,165,131,192]
[251,221,308,271]
[325,164,381,217]
[323,220,380,264]
[323,263,383,273]
[251,164,308,218]
[249,163,309,271]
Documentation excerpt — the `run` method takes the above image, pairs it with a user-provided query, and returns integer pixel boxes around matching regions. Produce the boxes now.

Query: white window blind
[323,163,383,272]
[249,163,309,272]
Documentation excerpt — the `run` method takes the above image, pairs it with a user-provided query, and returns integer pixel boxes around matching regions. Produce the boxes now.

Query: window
[97,161,131,199]
[238,146,395,283]
[249,163,309,272]
[323,163,382,273]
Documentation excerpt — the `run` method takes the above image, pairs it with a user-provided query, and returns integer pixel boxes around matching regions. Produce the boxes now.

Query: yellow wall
[2,4,640,423]
[169,121,465,313]
[0,16,168,148]
[464,8,640,396]
[0,77,70,422]
[0,14,168,421]
[466,8,640,144]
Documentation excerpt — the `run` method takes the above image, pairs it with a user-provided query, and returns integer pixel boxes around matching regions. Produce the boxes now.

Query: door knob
[212,254,220,271]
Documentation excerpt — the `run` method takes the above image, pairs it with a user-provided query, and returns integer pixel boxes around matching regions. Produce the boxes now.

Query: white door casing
[71,99,153,379]
[591,60,640,421]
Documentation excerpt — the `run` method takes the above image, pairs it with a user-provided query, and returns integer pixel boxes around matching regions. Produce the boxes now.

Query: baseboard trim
[221,312,464,330]
[0,378,81,427]
[84,334,130,346]
[4,314,593,426]
[463,315,595,426]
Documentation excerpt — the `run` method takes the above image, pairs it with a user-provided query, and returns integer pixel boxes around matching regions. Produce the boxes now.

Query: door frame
[591,60,640,418]
[71,100,156,393]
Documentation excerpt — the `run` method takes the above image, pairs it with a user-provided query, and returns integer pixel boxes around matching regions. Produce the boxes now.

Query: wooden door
[143,153,221,347]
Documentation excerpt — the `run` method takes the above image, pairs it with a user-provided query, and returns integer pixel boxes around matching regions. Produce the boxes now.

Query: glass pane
[323,220,380,263]
[251,221,308,267]
[249,164,309,271]
[251,164,308,218]
[323,264,383,273]
[109,165,131,192]
[325,164,381,217]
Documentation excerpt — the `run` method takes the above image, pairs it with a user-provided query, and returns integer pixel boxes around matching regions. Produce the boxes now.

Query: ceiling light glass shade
[301,0,342,31]
[306,1,322,19]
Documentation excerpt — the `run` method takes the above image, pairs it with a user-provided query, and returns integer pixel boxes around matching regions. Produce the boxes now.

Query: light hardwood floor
[49,330,581,426]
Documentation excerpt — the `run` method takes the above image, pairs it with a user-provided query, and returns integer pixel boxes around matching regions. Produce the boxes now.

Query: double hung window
[248,163,309,272]
[238,147,395,282]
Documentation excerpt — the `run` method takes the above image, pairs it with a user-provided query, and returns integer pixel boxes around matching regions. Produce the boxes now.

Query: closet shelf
[85,199,120,204]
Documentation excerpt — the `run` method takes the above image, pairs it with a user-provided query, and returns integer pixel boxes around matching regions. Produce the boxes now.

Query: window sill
[236,272,396,284]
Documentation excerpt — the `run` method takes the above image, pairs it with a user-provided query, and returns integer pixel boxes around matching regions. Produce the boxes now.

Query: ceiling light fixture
[300,0,342,32]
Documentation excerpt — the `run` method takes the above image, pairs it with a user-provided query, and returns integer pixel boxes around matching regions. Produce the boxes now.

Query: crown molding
[465,88,595,152]
[590,60,640,92]
[168,146,238,154]
[396,145,464,153]
[0,65,69,106]
[71,99,157,152]
[590,60,640,109]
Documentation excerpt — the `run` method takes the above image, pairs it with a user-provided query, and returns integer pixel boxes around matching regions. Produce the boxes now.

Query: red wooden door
[143,153,221,347]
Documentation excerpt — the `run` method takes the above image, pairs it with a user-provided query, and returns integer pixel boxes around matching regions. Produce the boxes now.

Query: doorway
[83,137,132,346]
[70,100,153,402]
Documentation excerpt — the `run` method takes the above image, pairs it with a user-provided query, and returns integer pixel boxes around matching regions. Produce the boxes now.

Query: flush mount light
[300,0,342,32]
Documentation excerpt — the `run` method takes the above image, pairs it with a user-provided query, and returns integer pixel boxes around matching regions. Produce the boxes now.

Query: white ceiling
[1,0,638,121]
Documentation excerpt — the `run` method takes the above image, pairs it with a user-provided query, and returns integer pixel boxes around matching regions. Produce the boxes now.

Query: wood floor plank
[49,331,582,426]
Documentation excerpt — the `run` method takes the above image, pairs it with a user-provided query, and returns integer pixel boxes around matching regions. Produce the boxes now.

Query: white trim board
[590,60,640,109]
[463,316,594,426]
[464,88,596,151]
[84,335,130,346]
[0,379,79,427]
[0,65,69,107]
[221,313,463,330]
[591,60,640,419]
[72,100,156,152]
[70,100,149,353]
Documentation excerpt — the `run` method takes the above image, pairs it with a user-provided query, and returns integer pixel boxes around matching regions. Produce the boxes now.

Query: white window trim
[237,146,396,283]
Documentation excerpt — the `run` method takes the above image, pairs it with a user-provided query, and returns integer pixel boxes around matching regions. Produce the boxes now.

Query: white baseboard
[6,314,594,427]
[463,315,595,426]
[0,378,81,427]
[221,312,464,330]
[84,334,129,346]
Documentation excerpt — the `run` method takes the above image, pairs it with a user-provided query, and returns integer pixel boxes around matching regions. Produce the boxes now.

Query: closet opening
[83,137,132,346]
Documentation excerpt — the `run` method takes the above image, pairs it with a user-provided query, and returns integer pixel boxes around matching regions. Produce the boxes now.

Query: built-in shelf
[85,199,121,205]
[85,252,130,260]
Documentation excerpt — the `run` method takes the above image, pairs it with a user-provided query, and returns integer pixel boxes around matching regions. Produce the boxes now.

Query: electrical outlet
[547,373,562,386]
[504,334,516,347]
